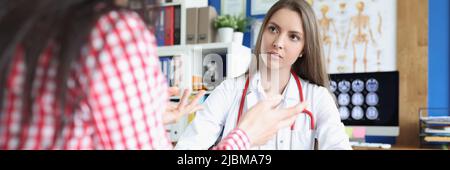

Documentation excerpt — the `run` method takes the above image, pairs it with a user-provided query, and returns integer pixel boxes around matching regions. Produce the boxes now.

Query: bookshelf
[157,42,252,93]
[154,0,208,47]
[128,0,253,142]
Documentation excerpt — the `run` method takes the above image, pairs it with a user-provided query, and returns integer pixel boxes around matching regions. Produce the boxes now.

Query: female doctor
[176,0,351,150]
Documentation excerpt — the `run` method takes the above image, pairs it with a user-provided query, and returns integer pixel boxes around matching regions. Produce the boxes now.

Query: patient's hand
[163,87,206,125]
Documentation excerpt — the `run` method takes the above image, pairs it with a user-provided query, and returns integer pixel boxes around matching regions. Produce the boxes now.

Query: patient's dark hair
[0,0,159,147]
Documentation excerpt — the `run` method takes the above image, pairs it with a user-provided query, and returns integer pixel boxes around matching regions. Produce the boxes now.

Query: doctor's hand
[162,87,206,125]
[237,95,307,147]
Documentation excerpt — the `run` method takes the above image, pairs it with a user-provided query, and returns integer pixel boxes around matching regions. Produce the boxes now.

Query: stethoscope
[236,70,317,149]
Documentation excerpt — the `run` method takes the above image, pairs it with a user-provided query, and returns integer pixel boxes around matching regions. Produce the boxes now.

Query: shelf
[157,0,207,8]
[158,2,181,7]
[157,45,188,56]
[157,42,250,55]
[191,42,247,49]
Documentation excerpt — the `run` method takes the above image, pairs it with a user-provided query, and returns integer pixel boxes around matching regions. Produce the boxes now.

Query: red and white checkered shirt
[0,10,249,150]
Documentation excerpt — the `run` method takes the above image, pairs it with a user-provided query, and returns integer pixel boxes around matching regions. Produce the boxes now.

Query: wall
[429,0,449,114]
[208,0,265,48]
[396,0,429,147]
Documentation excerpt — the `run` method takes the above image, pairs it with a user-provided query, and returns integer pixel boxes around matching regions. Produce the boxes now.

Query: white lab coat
[175,72,352,150]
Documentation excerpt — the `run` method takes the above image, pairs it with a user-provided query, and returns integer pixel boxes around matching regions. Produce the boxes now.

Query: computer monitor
[329,71,399,137]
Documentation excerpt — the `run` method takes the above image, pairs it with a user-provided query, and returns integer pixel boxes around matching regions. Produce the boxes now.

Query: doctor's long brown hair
[252,0,329,88]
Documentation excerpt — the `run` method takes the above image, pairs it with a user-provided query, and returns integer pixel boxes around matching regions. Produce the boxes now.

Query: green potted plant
[214,15,237,43]
[233,15,250,44]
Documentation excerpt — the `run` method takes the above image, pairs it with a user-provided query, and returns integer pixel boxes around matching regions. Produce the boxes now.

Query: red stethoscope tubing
[237,70,315,130]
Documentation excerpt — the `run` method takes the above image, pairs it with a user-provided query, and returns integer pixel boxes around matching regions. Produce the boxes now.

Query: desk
[352,145,441,150]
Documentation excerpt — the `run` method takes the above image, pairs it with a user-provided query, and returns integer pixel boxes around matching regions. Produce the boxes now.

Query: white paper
[221,0,246,16]
[251,0,278,15]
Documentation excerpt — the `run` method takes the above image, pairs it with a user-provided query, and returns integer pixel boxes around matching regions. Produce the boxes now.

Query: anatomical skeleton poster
[309,0,397,73]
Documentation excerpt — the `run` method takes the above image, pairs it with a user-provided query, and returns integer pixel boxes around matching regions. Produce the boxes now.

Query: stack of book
[155,5,182,46]
[420,115,450,148]
[159,55,183,87]
[127,0,181,46]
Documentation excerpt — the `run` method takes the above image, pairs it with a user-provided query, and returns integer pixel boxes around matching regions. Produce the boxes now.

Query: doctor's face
[260,8,305,71]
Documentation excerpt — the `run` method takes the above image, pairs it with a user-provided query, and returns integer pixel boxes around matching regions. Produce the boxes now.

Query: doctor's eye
[290,34,301,42]
[268,25,278,34]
